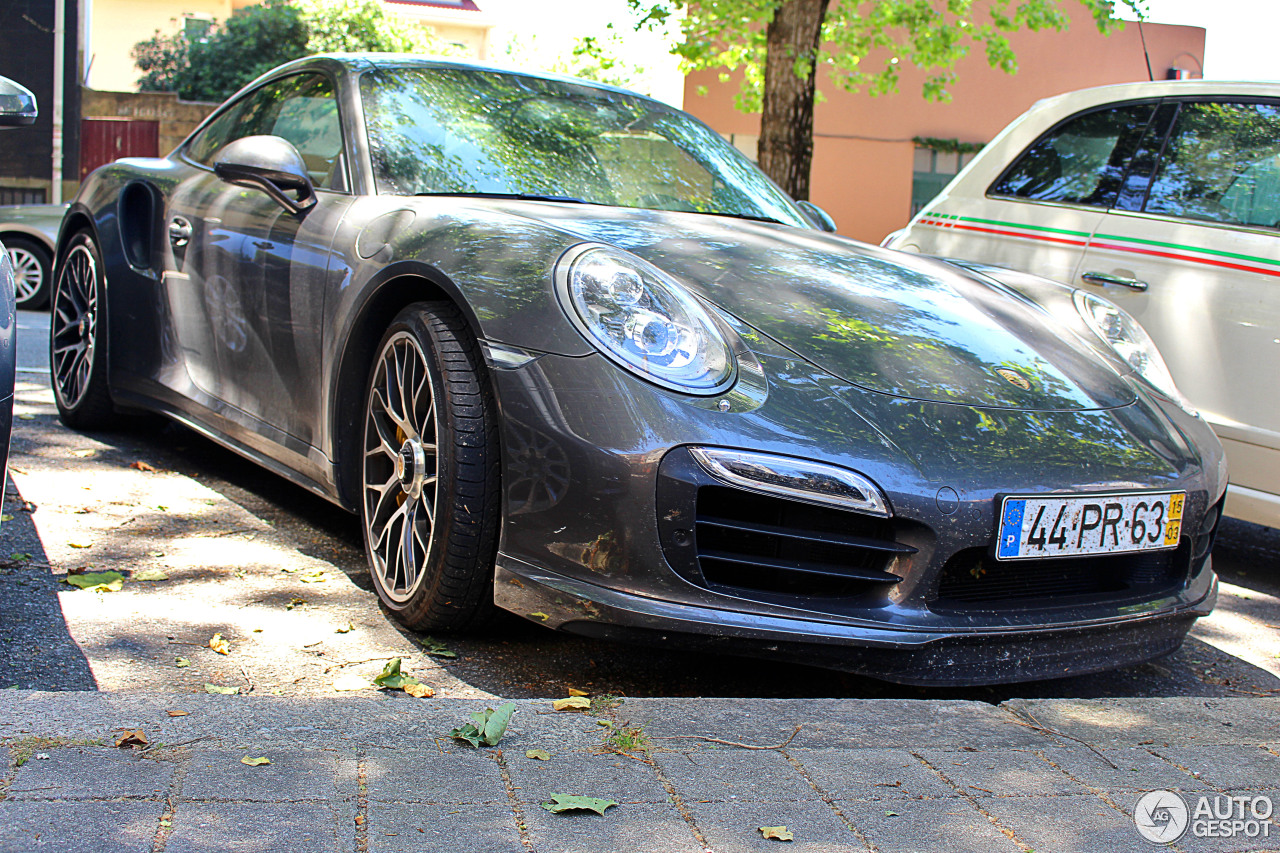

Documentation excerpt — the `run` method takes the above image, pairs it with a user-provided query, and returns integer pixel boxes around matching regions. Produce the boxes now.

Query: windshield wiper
[415,191,591,204]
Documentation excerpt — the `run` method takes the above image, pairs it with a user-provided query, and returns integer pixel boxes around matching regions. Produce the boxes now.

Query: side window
[186,73,347,191]
[989,104,1156,207]
[1145,101,1280,228]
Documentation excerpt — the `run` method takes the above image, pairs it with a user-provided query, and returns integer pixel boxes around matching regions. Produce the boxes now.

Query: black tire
[360,301,501,631]
[51,232,116,430]
[5,235,52,310]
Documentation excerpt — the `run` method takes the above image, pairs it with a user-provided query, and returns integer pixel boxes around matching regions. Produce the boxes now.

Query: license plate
[996,491,1184,561]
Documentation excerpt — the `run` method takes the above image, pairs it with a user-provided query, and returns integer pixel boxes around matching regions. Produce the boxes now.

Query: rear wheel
[51,232,116,429]
[360,302,501,631]
[5,236,52,309]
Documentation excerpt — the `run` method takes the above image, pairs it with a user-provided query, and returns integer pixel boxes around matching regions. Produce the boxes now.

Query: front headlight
[555,244,736,395]
[1073,290,1193,412]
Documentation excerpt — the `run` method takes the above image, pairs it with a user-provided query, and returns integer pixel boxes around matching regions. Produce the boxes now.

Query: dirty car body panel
[55,55,1225,685]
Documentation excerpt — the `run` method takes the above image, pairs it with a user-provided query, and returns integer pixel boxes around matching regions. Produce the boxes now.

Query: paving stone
[1036,745,1201,793]
[0,800,158,853]
[364,801,523,852]
[686,797,870,852]
[789,748,960,801]
[652,746,814,803]
[1150,745,1280,790]
[181,748,351,801]
[505,748,668,805]
[362,747,508,804]
[1005,698,1279,747]
[916,748,1090,797]
[522,801,702,853]
[977,794,1137,853]
[7,746,175,800]
[165,802,352,853]
[838,798,1021,853]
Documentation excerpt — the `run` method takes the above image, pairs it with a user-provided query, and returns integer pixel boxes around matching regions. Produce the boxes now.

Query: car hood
[524,204,1135,412]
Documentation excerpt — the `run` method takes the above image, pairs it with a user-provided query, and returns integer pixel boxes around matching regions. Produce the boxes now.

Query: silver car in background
[0,203,65,309]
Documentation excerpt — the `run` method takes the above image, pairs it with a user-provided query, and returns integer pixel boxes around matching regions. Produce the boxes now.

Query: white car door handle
[1081,271,1148,292]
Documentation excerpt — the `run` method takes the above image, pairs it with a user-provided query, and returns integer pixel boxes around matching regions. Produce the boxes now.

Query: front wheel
[5,236,52,309]
[51,232,117,430]
[361,302,501,631]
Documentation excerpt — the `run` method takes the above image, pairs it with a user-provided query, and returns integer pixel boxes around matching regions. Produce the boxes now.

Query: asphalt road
[3,310,1278,702]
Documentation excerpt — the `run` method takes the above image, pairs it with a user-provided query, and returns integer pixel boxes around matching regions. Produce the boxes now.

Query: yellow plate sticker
[1164,492,1185,546]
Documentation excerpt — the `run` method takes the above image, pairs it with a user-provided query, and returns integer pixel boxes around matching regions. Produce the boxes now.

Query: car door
[164,73,354,453]
[1075,99,1280,509]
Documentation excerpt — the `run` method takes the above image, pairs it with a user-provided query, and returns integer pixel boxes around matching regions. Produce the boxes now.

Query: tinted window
[1145,101,1280,228]
[358,66,810,226]
[187,73,347,191]
[990,104,1155,207]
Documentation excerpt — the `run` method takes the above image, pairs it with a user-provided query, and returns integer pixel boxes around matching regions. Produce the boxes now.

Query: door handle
[168,217,192,247]
[1081,271,1148,292]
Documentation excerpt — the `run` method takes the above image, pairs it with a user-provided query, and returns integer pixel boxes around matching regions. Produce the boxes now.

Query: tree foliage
[132,0,457,102]
[629,0,1146,199]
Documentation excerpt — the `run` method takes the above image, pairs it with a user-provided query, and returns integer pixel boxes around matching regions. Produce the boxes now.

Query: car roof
[1028,79,1280,114]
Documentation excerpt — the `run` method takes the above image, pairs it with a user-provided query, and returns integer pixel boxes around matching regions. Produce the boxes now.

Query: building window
[911,144,981,215]
[0,187,46,205]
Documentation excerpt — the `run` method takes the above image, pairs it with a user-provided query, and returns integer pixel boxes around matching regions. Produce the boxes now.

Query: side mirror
[0,77,37,127]
[213,135,316,215]
[796,199,837,233]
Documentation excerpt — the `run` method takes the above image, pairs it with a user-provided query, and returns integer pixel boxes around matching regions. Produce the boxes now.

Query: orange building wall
[683,4,1205,244]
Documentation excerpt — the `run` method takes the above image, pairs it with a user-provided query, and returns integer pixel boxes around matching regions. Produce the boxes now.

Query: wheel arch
[329,262,494,511]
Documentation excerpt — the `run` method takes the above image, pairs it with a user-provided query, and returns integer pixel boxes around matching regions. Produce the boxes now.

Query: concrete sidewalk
[1,693,1277,852]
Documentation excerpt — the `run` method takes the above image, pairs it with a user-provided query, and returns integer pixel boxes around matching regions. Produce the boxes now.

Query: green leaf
[418,637,458,658]
[63,571,125,591]
[526,749,551,760]
[204,684,239,695]
[175,657,190,668]
[449,702,516,748]
[372,658,421,690]
[240,756,271,766]
[541,793,619,815]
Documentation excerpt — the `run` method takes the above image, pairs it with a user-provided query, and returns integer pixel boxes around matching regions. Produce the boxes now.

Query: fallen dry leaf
[166,710,188,717]
[67,541,93,549]
[240,756,270,766]
[72,449,98,458]
[552,697,591,711]
[209,633,231,655]
[204,684,239,695]
[404,683,435,698]
[759,826,794,842]
[130,460,159,472]
[114,730,149,748]
[567,688,589,697]
[526,749,552,760]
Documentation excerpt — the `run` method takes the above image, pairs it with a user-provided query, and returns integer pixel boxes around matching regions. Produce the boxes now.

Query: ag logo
[994,367,1032,391]
[1134,790,1189,844]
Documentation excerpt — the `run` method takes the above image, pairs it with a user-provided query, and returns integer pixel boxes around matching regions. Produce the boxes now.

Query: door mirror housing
[796,199,837,233]
[0,77,37,127]
[213,135,316,214]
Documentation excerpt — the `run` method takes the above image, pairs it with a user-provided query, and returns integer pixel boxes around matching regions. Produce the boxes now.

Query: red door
[79,118,160,179]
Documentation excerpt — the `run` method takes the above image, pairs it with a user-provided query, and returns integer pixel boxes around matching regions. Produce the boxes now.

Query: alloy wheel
[7,245,44,303]
[363,331,440,603]
[51,244,99,410]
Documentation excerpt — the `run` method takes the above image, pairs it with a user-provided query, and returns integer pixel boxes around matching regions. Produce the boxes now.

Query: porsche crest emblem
[995,367,1033,391]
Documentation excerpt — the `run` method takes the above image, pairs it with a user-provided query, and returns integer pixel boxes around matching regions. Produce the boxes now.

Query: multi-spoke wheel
[51,232,116,429]
[361,302,500,630]
[5,236,52,309]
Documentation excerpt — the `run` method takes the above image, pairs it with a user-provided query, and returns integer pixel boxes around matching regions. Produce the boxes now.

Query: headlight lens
[557,245,736,394]
[1073,290,1193,411]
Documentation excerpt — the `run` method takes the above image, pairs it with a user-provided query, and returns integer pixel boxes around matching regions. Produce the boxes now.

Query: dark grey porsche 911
[52,54,1226,685]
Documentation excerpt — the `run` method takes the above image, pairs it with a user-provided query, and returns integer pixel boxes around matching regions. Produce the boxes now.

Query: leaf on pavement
[529,611,550,621]
[552,697,591,711]
[175,657,190,668]
[114,729,149,748]
[130,461,158,472]
[72,449,98,458]
[333,674,371,692]
[285,598,306,611]
[1,514,12,522]
[404,682,435,698]
[526,749,552,760]
[567,688,589,697]
[449,702,516,748]
[418,637,457,658]
[63,571,124,591]
[298,569,327,583]
[205,684,239,695]
[759,826,794,841]
[133,569,169,582]
[372,658,420,690]
[166,710,188,717]
[334,622,355,634]
[541,793,618,816]
[240,756,270,766]
[209,633,231,655]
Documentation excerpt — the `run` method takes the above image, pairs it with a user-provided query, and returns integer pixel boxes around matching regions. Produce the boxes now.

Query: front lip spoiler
[495,555,1217,686]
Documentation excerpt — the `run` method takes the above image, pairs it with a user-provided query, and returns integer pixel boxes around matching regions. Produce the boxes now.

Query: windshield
[359,65,810,227]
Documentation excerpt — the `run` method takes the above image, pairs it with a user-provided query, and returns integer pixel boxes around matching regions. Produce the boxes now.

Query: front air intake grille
[694,486,912,597]
[935,540,1192,610]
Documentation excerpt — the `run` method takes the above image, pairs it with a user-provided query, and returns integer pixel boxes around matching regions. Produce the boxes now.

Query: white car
[889,80,1280,529]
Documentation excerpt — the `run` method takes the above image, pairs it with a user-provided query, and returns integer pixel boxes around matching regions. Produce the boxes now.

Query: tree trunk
[758,0,830,200]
